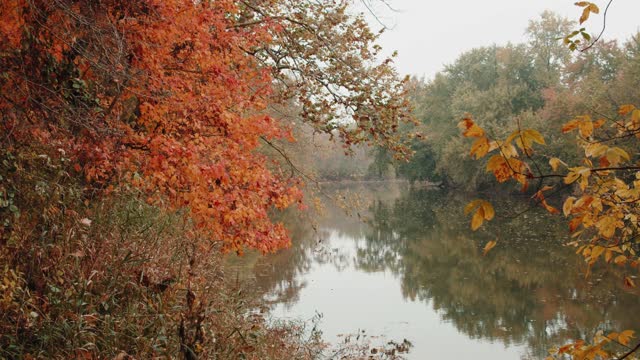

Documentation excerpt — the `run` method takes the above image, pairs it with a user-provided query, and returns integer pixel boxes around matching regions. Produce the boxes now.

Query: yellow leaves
[469,137,490,159]
[458,111,640,287]
[458,117,485,138]
[458,108,640,360]
[485,154,504,169]
[595,215,622,238]
[486,155,508,181]
[507,129,545,151]
[579,119,594,138]
[589,245,605,264]
[548,329,636,360]
[522,129,545,146]
[584,143,607,158]
[615,187,638,201]
[603,147,630,166]
[483,240,497,256]
[549,157,566,172]
[562,115,594,137]
[564,167,591,190]
[582,244,622,266]
[575,1,599,24]
[465,199,494,231]
[584,143,630,167]
[496,141,519,158]
[459,116,545,190]
[563,197,576,216]
[563,169,580,185]
[632,109,640,124]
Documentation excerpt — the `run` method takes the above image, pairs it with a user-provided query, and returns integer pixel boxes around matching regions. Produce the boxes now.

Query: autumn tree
[0,0,411,357]
[0,0,411,253]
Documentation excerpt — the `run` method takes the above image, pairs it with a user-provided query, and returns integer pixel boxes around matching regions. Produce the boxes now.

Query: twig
[617,340,640,360]
[580,0,614,52]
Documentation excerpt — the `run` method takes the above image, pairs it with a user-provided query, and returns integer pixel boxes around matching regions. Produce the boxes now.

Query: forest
[0,0,638,359]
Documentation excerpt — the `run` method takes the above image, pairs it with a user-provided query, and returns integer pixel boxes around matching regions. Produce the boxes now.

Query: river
[227,182,639,359]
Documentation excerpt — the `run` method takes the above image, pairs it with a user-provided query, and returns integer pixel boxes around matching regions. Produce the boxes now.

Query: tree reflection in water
[232,183,639,359]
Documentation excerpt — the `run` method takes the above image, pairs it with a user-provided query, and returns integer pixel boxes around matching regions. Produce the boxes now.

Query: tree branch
[580,0,614,52]
[617,340,640,360]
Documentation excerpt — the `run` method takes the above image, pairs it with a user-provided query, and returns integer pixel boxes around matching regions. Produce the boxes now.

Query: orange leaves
[613,255,628,266]
[458,117,485,138]
[0,0,25,48]
[459,116,546,191]
[548,329,636,360]
[624,276,636,288]
[618,104,636,116]
[486,155,526,183]
[561,119,580,134]
[560,160,639,264]
[617,330,635,345]
[464,199,494,231]
[533,187,559,214]
[118,1,313,253]
[0,0,320,254]
[575,1,599,24]
[460,107,640,287]
[616,104,640,139]
[482,240,497,256]
[456,74,640,360]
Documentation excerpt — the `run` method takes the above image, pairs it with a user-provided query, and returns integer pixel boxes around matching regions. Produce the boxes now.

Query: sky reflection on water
[228,183,639,359]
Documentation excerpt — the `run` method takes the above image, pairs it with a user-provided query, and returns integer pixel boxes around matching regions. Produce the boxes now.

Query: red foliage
[1,0,304,252]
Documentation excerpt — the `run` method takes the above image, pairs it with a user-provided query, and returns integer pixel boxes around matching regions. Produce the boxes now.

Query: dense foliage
[398,12,640,192]
[454,4,640,359]
[0,0,411,357]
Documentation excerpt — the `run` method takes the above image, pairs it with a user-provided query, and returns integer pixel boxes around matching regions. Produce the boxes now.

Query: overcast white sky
[359,0,640,79]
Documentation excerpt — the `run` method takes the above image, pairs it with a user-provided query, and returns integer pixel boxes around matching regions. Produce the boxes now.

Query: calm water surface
[228,183,639,359]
